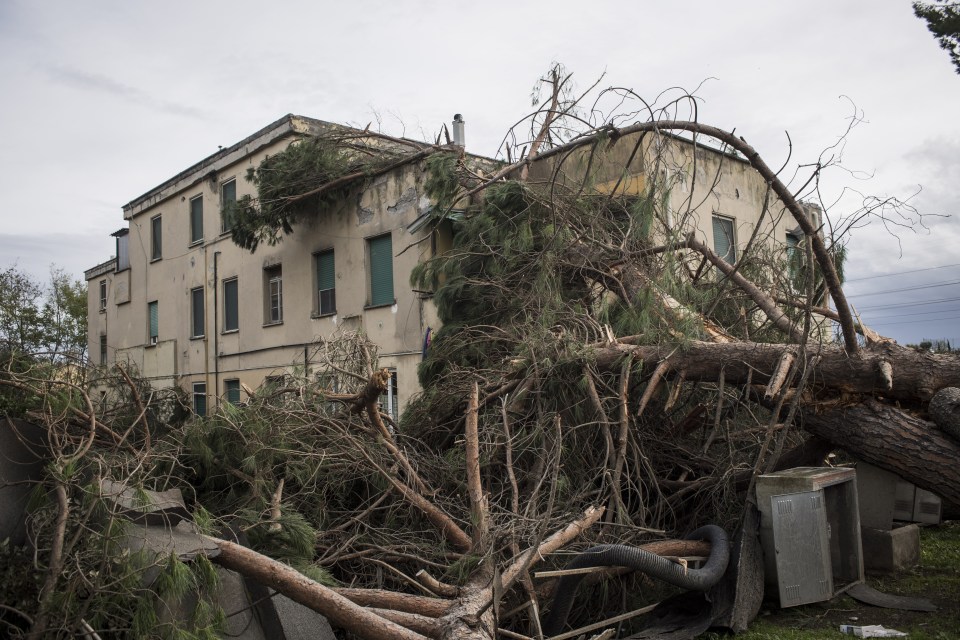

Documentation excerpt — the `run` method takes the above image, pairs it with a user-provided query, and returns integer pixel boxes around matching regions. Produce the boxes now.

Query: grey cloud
[0,232,114,283]
[44,65,210,120]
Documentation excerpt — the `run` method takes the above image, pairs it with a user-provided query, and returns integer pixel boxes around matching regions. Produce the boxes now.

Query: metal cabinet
[756,467,864,607]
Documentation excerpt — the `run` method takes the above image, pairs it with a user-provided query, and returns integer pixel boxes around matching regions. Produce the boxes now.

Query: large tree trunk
[591,340,960,402]
[802,398,960,508]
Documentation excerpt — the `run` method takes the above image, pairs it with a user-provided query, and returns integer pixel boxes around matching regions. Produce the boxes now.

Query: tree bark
[591,340,960,402]
[211,538,432,640]
[802,398,960,508]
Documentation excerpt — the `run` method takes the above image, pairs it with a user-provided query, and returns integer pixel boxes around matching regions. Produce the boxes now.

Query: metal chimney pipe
[452,114,465,147]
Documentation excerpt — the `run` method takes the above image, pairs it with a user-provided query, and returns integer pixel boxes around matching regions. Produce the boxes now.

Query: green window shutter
[221,180,236,232]
[191,287,205,337]
[225,380,241,405]
[224,278,239,331]
[369,234,394,306]
[190,197,203,243]
[148,301,158,342]
[712,216,736,264]
[193,383,207,417]
[151,216,162,260]
[317,250,336,315]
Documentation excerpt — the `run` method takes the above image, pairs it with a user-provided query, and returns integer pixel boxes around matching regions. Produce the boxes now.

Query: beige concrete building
[86,115,453,418]
[86,116,820,417]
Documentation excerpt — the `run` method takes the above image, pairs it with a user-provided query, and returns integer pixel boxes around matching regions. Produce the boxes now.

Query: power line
[855,295,960,312]
[844,262,960,283]
[869,315,960,328]
[865,306,960,321]
[846,279,960,298]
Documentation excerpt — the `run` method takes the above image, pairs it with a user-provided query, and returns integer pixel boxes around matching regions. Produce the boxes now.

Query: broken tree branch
[211,538,431,640]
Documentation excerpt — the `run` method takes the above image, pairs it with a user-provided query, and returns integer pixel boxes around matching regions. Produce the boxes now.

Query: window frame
[367,233,395,308]
[115,231,130,272]
[378,368,399,422]
[98,279,107,311]
[193,382,207,417]
[190,286,205,338]
[189,194,204,245]
[99,334,107,365]
[224,379,241,405]
[150,215,162,261]
[314,249,336,317]
[222,277,239,333]
[147,300,159,345]
[220,178,237,234]
[264,265,283,325]
[711,214,737,265]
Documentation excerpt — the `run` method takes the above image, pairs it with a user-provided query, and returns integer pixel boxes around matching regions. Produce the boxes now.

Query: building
[85,114,462,418]
[86,115,817,417]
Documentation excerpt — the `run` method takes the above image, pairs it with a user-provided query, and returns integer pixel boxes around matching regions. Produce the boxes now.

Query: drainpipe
[203,246,210,406]
[213,250,221,408]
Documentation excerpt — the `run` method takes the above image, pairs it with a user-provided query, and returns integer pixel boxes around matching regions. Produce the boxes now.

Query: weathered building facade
[86,115,818,416]
[86,115,449,418]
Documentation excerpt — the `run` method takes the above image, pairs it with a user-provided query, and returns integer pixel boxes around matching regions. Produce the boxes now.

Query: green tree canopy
[0,265,88,359]
[914,1,960,73]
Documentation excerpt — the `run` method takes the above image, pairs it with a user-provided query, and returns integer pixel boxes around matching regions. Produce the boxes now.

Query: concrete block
[856,461,897,530]
[861,524,920,574]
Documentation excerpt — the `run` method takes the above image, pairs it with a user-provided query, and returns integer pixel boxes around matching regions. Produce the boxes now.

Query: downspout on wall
[213,250,221,409]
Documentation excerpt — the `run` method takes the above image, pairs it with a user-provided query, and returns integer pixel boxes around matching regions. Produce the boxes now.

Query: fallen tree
[4,65,957,640]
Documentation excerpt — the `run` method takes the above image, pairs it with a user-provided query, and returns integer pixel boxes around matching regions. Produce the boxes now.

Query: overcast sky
[1,0,958,346]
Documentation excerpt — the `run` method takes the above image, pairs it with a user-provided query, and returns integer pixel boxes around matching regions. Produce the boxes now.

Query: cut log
[929,386,960,442]
[802,398,960,508]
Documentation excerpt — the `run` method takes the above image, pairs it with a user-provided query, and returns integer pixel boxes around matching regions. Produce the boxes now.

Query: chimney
[452,114,465,148]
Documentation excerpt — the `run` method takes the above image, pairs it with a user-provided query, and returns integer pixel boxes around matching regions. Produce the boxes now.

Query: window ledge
[262,321,284,328]
[99,309,106,314]
[364,301,396,310]
[145,342,157,349]
[311,311,338,319]
[190,335,205,341]
[150,257,162,263]
[188,240,204,248]
[221,329,239,335]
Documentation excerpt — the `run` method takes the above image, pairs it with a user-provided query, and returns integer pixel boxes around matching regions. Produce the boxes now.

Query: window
[315,250,336,316]
[786,232,804,283]
[99,334,107,365]
[264,374,291,389]
[368,233,394,307]
[190,195,204,245]
[151,215,162,261]
[264,265,283,324]
[221,179,237,233]
[193,382,207,417]
[191,286,205,338]
[115,230,130,271]
[378,369,399,422]
[224,379,241,405]
[99,280,107,311]
[711,215,736,264]
[223,277,239,332]
[148,301,158,344]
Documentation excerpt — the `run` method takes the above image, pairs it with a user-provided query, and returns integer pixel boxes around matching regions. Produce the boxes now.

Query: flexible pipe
[542,525,729,635]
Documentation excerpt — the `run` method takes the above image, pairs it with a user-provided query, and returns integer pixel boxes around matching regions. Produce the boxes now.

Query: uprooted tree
[4,65,960,639]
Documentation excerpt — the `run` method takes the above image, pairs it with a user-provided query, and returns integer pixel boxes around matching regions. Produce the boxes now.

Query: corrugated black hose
[541,525,730,636]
